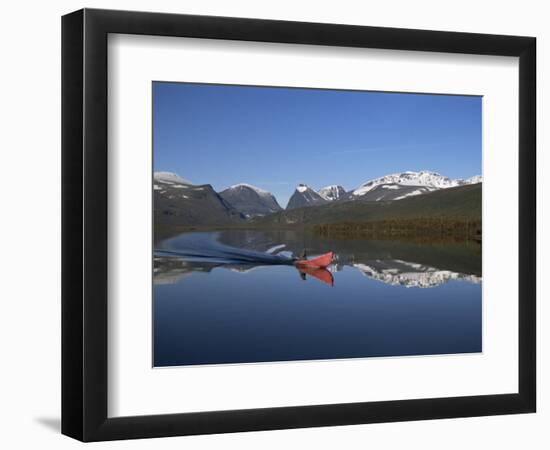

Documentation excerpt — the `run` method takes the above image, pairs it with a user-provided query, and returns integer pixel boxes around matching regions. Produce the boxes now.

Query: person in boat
[291,249,306,264]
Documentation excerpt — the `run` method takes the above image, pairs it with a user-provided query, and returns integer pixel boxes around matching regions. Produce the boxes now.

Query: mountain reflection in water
[154,229,481,288]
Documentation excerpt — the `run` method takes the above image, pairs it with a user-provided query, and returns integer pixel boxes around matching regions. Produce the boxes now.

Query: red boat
[294,251,334,269]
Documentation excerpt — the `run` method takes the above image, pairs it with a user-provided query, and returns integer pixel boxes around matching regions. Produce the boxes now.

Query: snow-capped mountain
[354,171,457,196]
[219,183,282,217]
[318,185,346,201]
[351,171,482,202]
[286,184,328,210]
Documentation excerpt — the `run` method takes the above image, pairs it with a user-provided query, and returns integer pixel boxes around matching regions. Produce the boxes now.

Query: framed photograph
[62,8,536,441]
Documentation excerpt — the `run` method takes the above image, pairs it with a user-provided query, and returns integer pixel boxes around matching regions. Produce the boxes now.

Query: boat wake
[155,231,295,266]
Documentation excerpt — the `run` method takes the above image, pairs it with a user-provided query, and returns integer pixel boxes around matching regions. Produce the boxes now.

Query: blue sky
[153,82,481,207]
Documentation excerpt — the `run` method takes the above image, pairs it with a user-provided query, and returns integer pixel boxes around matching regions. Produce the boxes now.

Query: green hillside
[253,183,481,240]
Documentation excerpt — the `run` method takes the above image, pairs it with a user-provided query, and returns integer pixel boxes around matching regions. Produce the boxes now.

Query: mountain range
[287,171,482,206]
[154,170,482,227]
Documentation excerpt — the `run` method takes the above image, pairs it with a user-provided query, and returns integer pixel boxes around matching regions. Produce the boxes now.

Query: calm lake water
[154,229,482,367]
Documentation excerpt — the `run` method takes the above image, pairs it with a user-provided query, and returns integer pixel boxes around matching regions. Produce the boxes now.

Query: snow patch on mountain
[154,171,193,185]
[394,189,425,201]
[228,183,271,197]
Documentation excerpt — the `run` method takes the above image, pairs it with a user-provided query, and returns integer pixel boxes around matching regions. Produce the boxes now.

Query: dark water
[154,229,482,367]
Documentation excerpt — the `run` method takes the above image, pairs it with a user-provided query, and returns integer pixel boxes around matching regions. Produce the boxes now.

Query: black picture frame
[62,8,536,442]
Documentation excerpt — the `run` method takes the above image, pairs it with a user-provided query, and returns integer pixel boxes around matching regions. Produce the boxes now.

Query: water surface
[154,229,481,367]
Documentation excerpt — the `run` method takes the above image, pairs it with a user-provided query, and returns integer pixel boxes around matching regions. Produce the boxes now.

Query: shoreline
[155,217,482,246]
